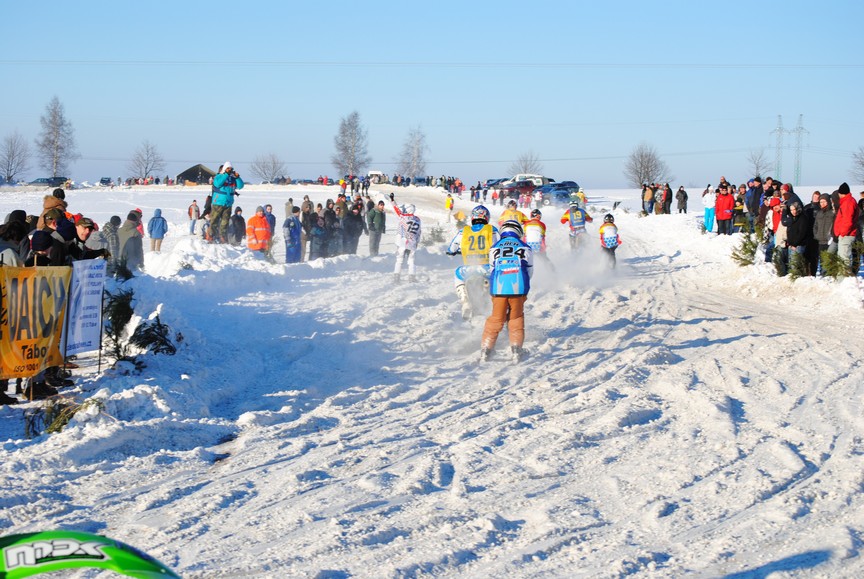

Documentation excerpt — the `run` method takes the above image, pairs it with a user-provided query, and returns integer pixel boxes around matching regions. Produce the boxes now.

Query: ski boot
[456,284,472,320]
[511,345,525,362]
[479,348,490,362]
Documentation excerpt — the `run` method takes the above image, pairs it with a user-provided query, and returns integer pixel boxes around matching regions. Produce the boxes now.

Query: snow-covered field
[2,182,864,578]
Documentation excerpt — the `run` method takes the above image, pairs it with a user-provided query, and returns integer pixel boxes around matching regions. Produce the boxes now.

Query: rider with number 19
[446,205,500,319]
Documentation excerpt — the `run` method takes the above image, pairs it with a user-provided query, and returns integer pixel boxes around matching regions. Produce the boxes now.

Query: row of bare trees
[4,100,864,185]
[1,96,166,183]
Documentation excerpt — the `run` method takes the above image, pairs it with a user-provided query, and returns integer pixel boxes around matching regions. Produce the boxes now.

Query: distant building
[176,164,216,185]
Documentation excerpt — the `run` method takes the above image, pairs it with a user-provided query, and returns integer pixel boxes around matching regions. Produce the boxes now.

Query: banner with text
[65,259,106,357]
[0,266,72,379]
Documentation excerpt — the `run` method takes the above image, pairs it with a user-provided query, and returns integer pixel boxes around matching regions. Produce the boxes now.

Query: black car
[30,176,68,187]
[483,178,507,190]
[99,177,113,186]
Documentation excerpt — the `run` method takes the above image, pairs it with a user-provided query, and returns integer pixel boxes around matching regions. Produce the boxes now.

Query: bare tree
[127,140,166,179]
[250,153,288,183]
[396,126,428,178]
[507,151,543,176]
[0,130,31,183]
[623,142,673,187]
[746,148,773,179]
[852,146,864,183]
[331,111,371,177]
[35,96,79,177]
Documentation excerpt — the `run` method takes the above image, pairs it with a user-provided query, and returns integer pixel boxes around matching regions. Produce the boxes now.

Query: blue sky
[2,0,862,188]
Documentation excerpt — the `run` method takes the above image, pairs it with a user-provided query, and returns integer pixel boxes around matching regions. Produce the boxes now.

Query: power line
[1,59,862,70]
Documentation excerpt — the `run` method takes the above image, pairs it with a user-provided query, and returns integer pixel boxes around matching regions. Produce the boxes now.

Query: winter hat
[235,207,243,214]
[127,211,139,222]
[43,208,65,223]
[255,206,264,213]
[819,193,831,203]
[57,218,76,241]
[223,161,232,170]
[30,230,53,251]
[838,182,851,195]
[769,197,781,208]
[110,215,122,227]
[5,209,27,224]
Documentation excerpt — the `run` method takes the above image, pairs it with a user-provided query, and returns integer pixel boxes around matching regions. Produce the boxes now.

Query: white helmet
[499,219,524,238]
[401,204,415,214]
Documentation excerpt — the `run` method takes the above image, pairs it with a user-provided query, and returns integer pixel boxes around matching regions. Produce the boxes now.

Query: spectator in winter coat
[147,208,168,252]
[211,162,244,243]
[246,206,272,255]
[264,204,276,236]
[746,177,764,233]
[89,216,121,269]
[642,184,655,215]
[715,185,737,232]
[300,202,315,261]
[367,200,386,256]
[188,200,200,235]
[4,209,32,260]
[662,183,673,214]
[282,206,302,263]
[342,203,368,255]
[833,182,860,269]
[0,220,26,267]
[36,189,69,230]
[68,217,109,262]
[309,216,328,260]
[702,186,716,233]
[118,211,145,271]
[782,201,816,275]
[813,194,835,252]
[228,207,246,246]
[675,187,688,214]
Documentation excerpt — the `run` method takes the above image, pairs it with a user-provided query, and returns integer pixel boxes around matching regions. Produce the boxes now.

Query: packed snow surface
[2,183,864,578]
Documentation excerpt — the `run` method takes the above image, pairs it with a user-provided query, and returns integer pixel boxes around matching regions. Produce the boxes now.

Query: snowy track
[2,186,864,577]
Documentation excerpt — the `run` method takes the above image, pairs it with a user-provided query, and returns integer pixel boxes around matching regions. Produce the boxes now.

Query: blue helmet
[471,205,490,224]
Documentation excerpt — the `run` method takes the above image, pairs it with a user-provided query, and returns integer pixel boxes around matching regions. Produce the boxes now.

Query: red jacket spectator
[715,191,735,221]
[834,189,860,238]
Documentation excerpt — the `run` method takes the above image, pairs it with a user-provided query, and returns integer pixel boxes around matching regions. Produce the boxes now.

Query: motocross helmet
[471,205,490,225]
[499,219,524,238]
[604,213,615,223]
[530,209,542,218]
[402,204,416,215]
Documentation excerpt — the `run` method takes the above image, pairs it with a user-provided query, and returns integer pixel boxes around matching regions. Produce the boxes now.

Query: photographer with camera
[210,161,244,243]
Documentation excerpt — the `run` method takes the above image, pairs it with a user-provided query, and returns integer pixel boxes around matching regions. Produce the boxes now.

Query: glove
[233,192,240,197]
[446,251,456,256]
[389,192,395,201]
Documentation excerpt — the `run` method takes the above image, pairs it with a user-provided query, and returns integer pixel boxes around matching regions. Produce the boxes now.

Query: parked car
[497,179,537,200]
[29,176,68,187]
[99,177,113,186]
[483,178,507,190]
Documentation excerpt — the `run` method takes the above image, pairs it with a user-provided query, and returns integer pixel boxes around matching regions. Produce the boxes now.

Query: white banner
[65,259,106,356]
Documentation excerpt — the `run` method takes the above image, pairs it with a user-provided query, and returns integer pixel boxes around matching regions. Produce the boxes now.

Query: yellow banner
[0,266,72,379]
